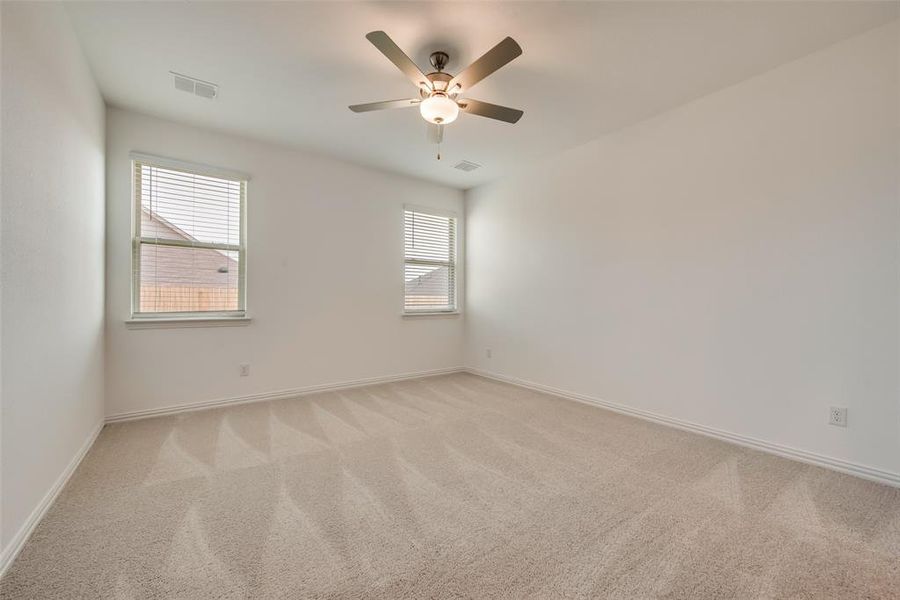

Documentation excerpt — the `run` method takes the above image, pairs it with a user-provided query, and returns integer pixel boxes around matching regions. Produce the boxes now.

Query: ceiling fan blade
[448,37,522,93]
[349,98,420,113]
[459,99,523,123]
[426,123,444,144]
[366,31,431,90]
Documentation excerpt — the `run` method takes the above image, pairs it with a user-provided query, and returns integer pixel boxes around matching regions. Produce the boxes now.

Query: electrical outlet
[240,363,250,377]
[485,348,492,359]
[828,406,847,427]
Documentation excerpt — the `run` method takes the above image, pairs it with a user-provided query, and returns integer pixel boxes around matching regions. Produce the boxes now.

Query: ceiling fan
[349,31,523,147]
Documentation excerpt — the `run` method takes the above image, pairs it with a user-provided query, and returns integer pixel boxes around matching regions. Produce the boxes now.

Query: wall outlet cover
[828,406,847,427]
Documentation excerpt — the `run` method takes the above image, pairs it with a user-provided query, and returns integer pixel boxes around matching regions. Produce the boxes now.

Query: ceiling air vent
[170,72,218,99]
[454,160,481,172]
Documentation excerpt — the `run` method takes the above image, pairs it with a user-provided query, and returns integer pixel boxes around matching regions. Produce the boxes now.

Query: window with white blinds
[404,207,457,313]
[132,157,247,317]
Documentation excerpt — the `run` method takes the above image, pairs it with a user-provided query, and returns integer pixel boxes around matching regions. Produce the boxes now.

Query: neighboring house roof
[405,265,451,303]
[140,209,238,288]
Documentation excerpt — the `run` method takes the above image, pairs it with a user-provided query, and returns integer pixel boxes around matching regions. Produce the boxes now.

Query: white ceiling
[66,1,898,189]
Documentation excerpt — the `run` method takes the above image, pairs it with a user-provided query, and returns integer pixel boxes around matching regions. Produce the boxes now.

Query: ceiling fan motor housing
[422,71,452,96]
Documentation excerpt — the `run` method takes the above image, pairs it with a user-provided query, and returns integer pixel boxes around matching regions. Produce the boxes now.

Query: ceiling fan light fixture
[420,93,459,125]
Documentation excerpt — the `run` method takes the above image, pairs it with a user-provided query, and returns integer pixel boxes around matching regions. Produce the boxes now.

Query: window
[404,206,457,313]
[132,155,247,318]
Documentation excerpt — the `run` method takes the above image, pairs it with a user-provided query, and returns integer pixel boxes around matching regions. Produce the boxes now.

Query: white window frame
[402,204,459,316]
[129,153,249,323]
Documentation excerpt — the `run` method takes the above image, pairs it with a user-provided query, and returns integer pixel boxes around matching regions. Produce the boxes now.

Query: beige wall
[1,2,106,558]
[465,22,900,477]
[105,108,465,418]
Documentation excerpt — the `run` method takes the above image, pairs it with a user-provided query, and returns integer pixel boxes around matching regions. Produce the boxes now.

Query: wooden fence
[140,286,238,313]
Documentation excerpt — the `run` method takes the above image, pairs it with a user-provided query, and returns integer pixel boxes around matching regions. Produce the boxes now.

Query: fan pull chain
[437,139,441,161]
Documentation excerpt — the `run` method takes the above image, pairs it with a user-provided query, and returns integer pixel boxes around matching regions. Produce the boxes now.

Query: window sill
[402,311,460,318]
[125,316,252,329]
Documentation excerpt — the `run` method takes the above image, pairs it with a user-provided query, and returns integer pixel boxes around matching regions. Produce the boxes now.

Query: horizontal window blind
[404,208,457,312]
[133,160,246,316]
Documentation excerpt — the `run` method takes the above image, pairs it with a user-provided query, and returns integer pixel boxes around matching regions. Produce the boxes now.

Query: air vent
[170,71,218,99]
[454,160,481,172]
[173,74,194,93]
[194,82,217,99]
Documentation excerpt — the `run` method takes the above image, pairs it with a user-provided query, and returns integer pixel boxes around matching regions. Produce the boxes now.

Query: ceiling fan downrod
[429,51,449,72]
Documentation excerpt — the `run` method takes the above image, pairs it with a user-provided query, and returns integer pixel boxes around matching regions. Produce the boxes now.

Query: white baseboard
[0,420,104,578]
[1,368,464,576]
[467,367,900,488]
[105,366,467,423]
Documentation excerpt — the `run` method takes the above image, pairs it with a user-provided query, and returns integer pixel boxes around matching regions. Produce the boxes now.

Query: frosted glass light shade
[419,94,459,124]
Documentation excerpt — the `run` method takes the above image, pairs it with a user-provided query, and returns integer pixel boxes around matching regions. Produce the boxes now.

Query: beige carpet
[2,373,898,599]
